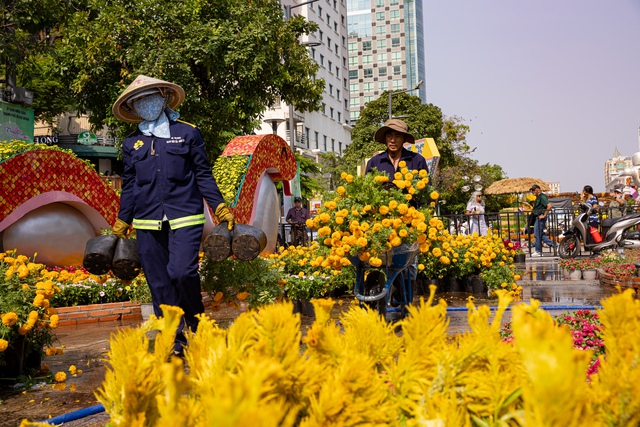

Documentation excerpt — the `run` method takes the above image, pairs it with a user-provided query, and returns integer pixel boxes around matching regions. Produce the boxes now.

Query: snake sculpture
[1,134,297,265]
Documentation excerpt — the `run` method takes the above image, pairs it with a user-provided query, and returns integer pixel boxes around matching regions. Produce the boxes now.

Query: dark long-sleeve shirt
[286,207,309,224]
[364,148,427,176]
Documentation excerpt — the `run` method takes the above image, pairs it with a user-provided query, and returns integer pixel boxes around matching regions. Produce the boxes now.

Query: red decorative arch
[221,134,297,224]
[0,150,119,230]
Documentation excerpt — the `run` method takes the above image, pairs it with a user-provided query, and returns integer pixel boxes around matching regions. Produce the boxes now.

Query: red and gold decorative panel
[0,150,120,225]
[220,134,297,224]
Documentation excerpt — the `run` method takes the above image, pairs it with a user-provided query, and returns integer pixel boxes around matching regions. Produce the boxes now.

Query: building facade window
[378,66,387,77]
[362,54,373,64]
[393,65,401,75]
[377,39,387,49]
[363,68,373,78]
[362,40,372,51]
[378,80,388,91]
[349,70,358,79]
[391,23,400,33]
[391,37,400,47]
[376,25,386,35]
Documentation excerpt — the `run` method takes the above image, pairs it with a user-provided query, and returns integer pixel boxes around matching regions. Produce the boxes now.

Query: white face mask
[133,93,167,121]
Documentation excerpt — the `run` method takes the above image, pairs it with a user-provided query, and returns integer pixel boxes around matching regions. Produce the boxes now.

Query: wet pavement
[0,256,626,426]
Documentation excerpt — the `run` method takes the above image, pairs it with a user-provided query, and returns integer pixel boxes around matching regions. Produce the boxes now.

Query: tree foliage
[435,116,509,214]
[21,0,324,158]
[341,92,447,173]
[2,0,80,121]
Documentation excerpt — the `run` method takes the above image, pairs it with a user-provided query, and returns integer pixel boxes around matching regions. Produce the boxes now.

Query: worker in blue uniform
[111,75,234,355]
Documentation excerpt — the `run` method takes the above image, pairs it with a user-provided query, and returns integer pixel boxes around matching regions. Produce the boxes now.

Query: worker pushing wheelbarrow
[349,243,420,321]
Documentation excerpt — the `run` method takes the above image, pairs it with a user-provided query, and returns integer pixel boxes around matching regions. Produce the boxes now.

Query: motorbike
[558,202,640,258]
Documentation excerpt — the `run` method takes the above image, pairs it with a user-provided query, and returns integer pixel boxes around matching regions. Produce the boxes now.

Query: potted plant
[558,258,582,280]
[479,263,521,298]
[577,257,600,280]
[0,251,62,378]
[126,275,154,319]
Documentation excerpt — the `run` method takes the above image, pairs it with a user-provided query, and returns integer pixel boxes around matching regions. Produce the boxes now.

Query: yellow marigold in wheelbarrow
[307,164,437,269]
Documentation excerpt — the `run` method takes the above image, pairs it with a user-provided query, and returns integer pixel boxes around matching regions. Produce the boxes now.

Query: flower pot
[562,268,571,280]
[140,303,154,321]
[582,269,597,280]
[443,276,461,292]
[301,300,315,318]
[470,275,487,294]
[513,253,526,264]
[569,269,582,280]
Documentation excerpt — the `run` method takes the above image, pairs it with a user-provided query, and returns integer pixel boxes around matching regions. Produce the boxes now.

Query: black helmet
[294,197,302,202]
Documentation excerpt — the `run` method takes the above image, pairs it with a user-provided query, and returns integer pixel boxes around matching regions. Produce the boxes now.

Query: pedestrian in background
[581,185,600,228]
[530,184,555,257]
[609,187,625,218]
[286,197,310,246]
[465,191,488,236]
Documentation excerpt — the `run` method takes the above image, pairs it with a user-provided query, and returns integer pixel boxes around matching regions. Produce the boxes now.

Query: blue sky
[424,0,640,193]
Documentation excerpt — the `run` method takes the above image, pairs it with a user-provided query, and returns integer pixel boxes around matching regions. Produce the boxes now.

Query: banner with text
[0,101,34,143]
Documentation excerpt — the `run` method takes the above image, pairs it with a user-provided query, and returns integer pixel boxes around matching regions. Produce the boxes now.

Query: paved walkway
[0,255,620,426]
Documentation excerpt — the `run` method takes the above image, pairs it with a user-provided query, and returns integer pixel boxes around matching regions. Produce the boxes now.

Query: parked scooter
[558,202,640,258]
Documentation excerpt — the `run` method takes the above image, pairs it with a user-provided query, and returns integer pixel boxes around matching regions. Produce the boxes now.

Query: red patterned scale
[0,150,120,225]
[221,134,297,224]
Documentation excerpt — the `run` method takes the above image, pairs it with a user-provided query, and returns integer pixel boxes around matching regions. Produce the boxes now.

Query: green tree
[295,153,323,200]
[316,151,343,192]
[41,0,323,158]
[2,0,79,121]
[434,117,509,214]
[341,92,447,173]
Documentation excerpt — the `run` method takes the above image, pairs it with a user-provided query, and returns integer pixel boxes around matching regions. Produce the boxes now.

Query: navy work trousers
[136,221,205,351]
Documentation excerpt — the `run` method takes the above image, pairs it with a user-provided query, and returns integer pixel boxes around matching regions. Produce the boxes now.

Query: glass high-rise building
[347,0,425,122]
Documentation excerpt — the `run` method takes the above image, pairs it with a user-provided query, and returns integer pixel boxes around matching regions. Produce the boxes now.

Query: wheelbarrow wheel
[364,270,387,319]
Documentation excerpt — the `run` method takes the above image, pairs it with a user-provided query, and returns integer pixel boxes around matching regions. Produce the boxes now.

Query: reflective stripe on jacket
[133,213,206,230]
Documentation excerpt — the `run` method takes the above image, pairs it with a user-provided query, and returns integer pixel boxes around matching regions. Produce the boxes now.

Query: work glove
[112,219,130,239]
[215,203,235,231]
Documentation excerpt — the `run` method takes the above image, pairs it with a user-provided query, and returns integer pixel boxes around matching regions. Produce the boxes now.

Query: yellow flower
[341,171,348,179]
[69,365,77,375]
[337,186,346,195]
[0,339,8,352]
[369,257,383,267]
[418,264,425,271]
[389,200,398,210]
[374,176,389,183]
[2,312,18,326]
[54,372,67,383]
[236,291,249,301]
[399,160,407,168]
[379,206,389,215]
[346,174,354,183]
[430,191,440,200]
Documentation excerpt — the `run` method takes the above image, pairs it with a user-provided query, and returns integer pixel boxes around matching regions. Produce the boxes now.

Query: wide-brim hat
[112,75,185,123]
[374,119,415,144]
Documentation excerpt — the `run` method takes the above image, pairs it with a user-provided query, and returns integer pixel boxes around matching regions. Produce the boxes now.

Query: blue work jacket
[365,148,428,176]
[118,120,225,230]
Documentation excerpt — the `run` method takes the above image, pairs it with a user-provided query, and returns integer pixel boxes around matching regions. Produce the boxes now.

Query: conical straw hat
[112,75,185,123]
